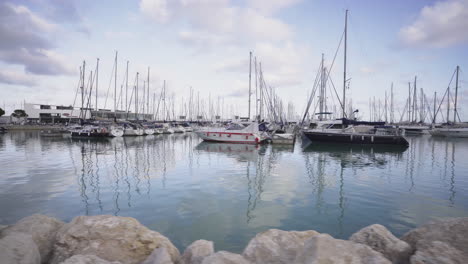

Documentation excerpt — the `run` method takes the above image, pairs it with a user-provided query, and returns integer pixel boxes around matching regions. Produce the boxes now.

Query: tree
[11,109,28,118]
[0,108,4,117]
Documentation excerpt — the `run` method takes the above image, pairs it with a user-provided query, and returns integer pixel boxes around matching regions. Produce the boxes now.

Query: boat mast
[147,67,150,120]
[81,61,86,121]
[453,65,459,123]
[412,76,417,123]
[135,72,139,120]
[96,58,99,112]
[125,61,129,115]
[390,82,394,123]
[255,56,258,121]
[319,53,325,121]
[114,51,117,121]
[342,9,348,119]
[248,51,252,120]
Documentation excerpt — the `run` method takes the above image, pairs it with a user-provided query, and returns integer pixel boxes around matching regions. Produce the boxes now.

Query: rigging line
[433,68,457,122]
[125,74,138,120]
[70,66,82,121]
[104,59,116,109]
[301,59,323,125]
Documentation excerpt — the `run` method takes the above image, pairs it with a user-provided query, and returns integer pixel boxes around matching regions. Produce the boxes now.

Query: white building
[24,103,153,123]
[24,103,91,123]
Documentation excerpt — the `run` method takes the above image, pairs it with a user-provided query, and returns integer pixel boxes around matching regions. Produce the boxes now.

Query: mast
[125,61,129,115]
[255,56,258,121]
[342,9,348,119]
[412,76,417,123]
[433,92,437,124]
[446,80,450,124]
[96,58,99,112]
[135,72,139,120]
[391,82,394,123]
[163,80,166,122]
[81,61,86,121]
[408,82,411,122]
[147,67,150,120]
[248,51,252,120]
[385,90,388,123]
[319,53,325,121]
[453,65,459,123]
[114,51,117,121]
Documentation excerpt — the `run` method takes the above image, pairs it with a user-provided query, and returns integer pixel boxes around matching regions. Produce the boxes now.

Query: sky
[0,0,467,122]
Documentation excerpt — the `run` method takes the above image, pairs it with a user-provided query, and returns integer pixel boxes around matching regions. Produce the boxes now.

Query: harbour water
[0,131,467,252]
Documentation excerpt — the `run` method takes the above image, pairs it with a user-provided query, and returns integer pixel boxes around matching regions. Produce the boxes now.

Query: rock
[1,214,64,263]
[50,215,180,264]
[294,233,392,264]
[409,241,466,264]
[0,232,41,264]
[349,224,412,263]
[401,217,468,259]
[141,247,174,264]
[201,251,250,264]
[61,255,122,264]
[180,240,214,264]
[61,255,121,264]
[242,229,318,264]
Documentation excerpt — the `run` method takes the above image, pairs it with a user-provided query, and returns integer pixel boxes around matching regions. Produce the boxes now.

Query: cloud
[360,66,375,74]
[0,70,37,86]
[399,0,468,48]
[140,0,294,46]
[248,0,302,15]
[0,2,74,75]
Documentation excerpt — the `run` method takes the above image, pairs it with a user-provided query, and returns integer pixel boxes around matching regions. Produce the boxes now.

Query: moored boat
[195,122,267,144]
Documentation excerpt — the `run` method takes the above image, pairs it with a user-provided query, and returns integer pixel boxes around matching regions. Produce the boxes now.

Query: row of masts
[366,66,460,125]
[74,51,295,123]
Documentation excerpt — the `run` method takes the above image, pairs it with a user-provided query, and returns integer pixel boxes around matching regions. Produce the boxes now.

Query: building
[24,103,153,123]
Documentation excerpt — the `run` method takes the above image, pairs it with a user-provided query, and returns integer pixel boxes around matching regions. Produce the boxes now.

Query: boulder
[61,255,122,264]
[141,247,173,264]
[242,229,319,264]
[180,240,214,264]
[50,215,180,264]
[1,214,64,263]
[401,217,468,258]
[0,232,41,264]
[409,241,466,264]
[294,233,392,264]
[349,224,412,263]
[201,251,250,264]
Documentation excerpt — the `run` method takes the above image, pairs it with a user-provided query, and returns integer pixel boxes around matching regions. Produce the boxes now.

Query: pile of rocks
[0,214,466,264]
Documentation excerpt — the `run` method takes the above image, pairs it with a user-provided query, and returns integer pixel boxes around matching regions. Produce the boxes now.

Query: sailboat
[302,10,408,146]
[429,66,468,137]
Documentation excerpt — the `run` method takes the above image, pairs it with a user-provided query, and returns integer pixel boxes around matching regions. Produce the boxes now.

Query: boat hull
[303,131,409,146]
[429,128,468,138]
[195,131,263,144]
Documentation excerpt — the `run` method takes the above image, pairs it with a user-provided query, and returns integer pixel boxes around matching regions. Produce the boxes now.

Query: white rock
[401,217,468,259]
[350,224,411,263]
[140,247,173,264]
[201,251,250,264]
[180,240,214,264]
[61,254,122,264]
[410,241,466,264]
[50,215,180,264]
[1,214,64,263]
[0,232,41,264]
[294,233,392,264]
[242,229,319,264]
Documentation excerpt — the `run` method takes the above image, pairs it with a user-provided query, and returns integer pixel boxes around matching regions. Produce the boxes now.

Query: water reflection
[0,132,467,252]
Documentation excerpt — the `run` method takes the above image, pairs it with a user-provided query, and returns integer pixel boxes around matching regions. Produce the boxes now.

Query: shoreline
[0,214,466,264]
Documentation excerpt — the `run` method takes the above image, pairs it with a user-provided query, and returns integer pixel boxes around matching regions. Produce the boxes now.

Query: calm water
[1,131,467,252]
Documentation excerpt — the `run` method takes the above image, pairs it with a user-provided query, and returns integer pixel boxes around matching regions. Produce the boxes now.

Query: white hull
[429,128,468,138]
[162,128,174,134]
[144,128,155,135]
[123,128,144,136]
[109,127,124,137]
[195,131,263,144]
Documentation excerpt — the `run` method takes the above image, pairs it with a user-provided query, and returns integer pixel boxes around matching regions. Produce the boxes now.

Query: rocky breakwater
[0,215,466,264]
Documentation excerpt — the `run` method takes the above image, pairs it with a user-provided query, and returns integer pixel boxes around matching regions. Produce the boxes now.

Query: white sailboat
[429,66,468,138]
[195,122,267,144]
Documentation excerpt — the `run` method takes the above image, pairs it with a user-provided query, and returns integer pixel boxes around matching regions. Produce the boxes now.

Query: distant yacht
[195,122,268,144]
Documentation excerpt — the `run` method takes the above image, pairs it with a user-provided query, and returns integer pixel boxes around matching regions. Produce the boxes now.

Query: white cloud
[399,0,468,48]
[140,0,294,45]
[0,70,37,86]
[248,0,302,15]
